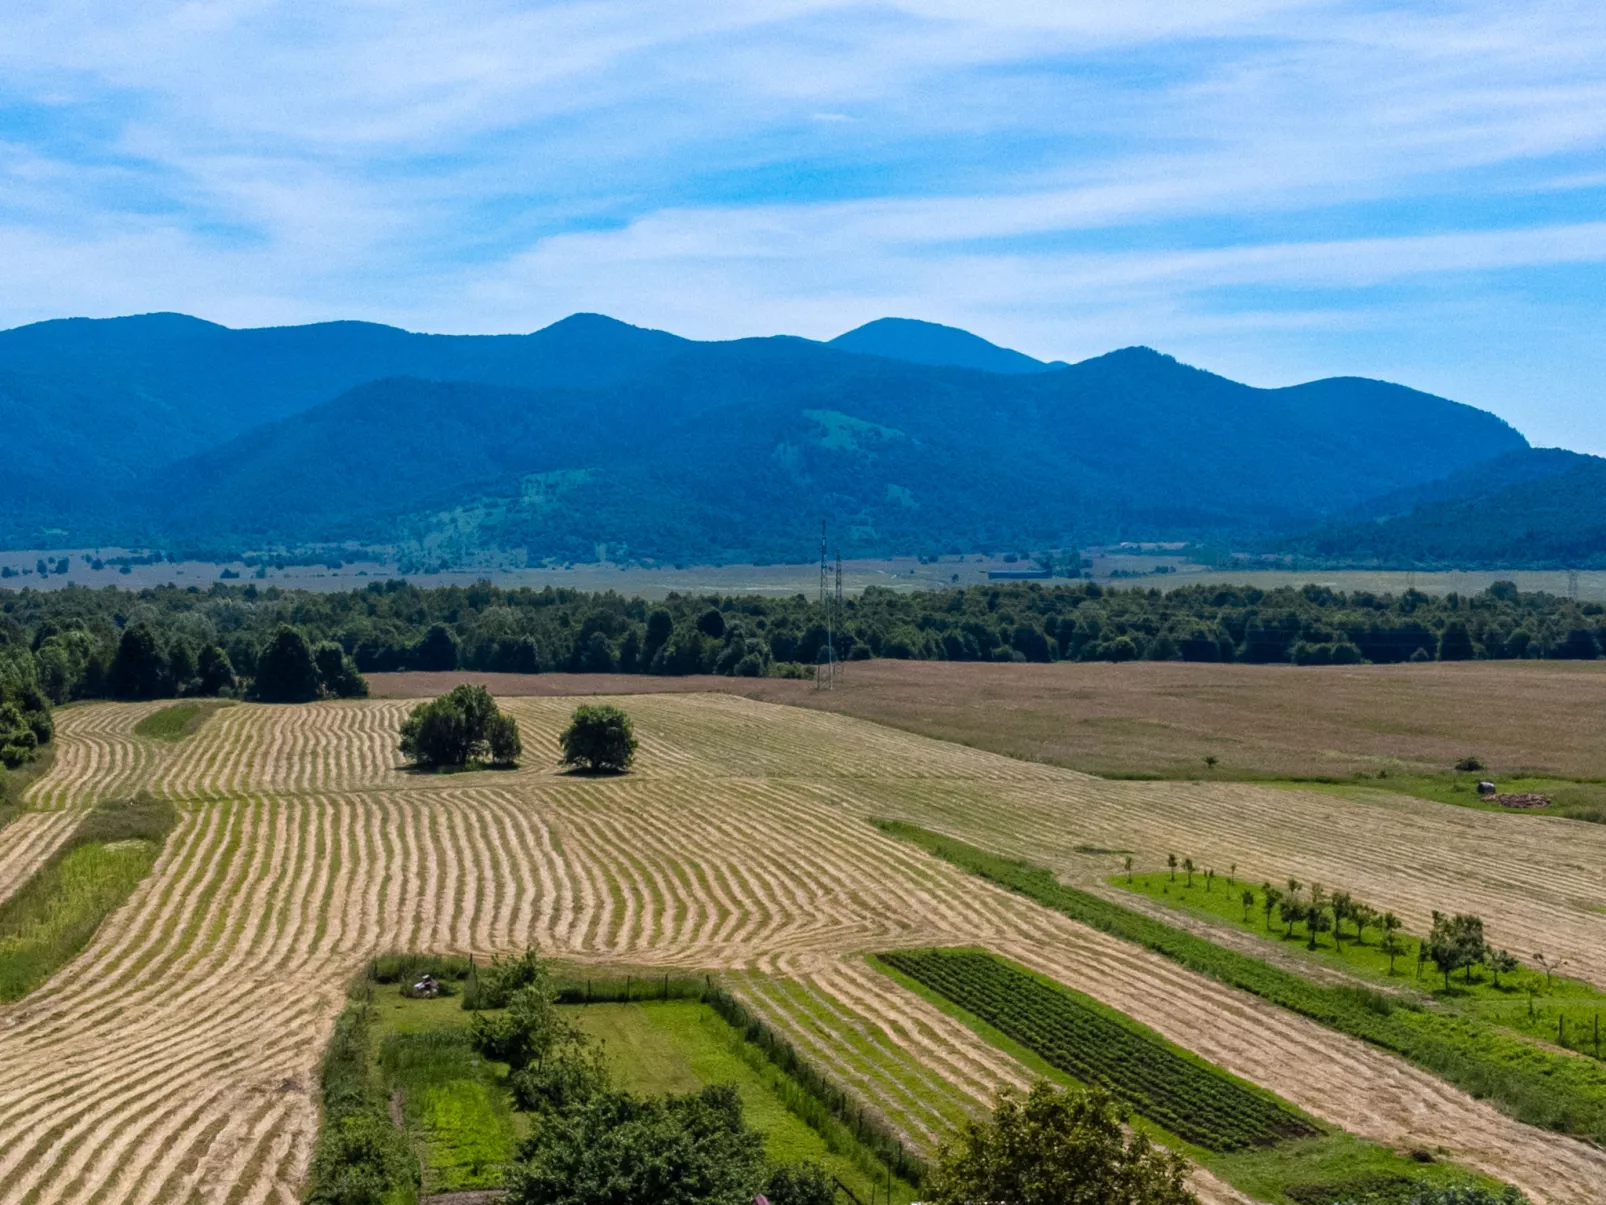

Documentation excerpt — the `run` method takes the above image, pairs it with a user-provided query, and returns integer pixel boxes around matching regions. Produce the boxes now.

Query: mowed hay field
[3,696,1606,1202]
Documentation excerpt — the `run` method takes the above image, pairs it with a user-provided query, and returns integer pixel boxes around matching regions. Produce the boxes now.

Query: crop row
[880,948,1319,1152]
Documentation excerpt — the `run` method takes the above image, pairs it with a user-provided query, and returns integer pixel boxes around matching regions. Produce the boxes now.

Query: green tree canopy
[109,625,170,700]
[253,625,323,702]
[558,704,637,774]
[504,1084,766,1205]
[926,1081,1196,1205]
[399,683,521,769]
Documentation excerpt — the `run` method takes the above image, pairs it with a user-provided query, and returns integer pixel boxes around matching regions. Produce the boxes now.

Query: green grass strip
[880,948,1319,1152]
[133,701,227,742]
[875,819,1606,1143]
[0,795,177,1001]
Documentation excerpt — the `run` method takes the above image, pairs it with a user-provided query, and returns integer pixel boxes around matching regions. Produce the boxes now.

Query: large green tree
[558,704,637,773]
[399,683,521,769]
[253,626,323,702]
[926,1082,1196,1205]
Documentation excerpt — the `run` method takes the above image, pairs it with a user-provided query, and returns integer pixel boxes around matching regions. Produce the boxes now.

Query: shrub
[764,1161,836,1205]
[399,684,521,769]
[558,704,637,774]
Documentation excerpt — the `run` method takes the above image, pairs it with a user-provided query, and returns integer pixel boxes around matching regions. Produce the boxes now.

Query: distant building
[987,568,1052,580]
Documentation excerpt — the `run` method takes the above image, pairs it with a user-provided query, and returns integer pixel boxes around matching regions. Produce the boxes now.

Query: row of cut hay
[5,697,1606,1202]
[0,811,82,904]
[23,702,173,811]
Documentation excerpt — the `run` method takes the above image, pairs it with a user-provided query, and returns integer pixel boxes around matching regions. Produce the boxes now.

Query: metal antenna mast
[834,550,844,683]
[818,520,835,689]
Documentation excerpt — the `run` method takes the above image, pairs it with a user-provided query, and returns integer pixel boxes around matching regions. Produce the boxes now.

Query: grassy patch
[133,701,230,742]
[0,742,56,830]
[380,1027,517,1193]
[872,953,1500,1205]
[877,819,1606,1144]
[1117,870,1606,1053]
[572,999,918,1204]
[0,795,176,1001]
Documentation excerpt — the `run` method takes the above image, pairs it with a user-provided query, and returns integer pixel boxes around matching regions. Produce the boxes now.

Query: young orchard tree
[1330,891,1354,949]
[1427,911,1488,988]
[1380,912,1404,974]
[1124,856,1134,884]
[1182,857,1194,888]
[1306,906,1333,951]
[1279,898,1306,939]
[1167,853,1178,882]
[1240,888,1256,921]
[1488,948,1519,989]
[1261,885,1283,931]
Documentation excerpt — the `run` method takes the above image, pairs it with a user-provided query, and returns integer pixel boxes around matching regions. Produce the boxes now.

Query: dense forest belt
[877,822,1606,1146]
[5,578,1606,717]
[4,697,1605,1203]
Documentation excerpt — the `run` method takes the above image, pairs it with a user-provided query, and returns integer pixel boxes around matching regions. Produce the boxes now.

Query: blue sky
[2,2,1605,449]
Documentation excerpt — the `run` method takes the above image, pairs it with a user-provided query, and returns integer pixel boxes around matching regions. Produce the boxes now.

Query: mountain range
[0,310,1589,567]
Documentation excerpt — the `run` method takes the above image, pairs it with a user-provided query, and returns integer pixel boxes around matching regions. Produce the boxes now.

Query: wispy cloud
[0,1,1604,446]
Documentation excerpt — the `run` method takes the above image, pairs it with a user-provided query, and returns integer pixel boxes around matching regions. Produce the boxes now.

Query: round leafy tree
[400,684,522,769]
[927,1081,1196,1205]
[559,704,637,774]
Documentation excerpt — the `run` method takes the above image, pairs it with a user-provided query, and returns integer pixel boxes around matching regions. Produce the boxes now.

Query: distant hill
[1280,448,1606,568]
[828,317,1060,374]
[0,310,1538,563]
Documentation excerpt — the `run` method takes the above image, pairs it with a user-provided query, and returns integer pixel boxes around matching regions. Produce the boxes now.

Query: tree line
[3,577,1604,690]
[1,576,1603,769]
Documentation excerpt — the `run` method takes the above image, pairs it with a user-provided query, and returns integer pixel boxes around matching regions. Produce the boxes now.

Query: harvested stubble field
[372,659,1606,780]
[1,695,1606,1203]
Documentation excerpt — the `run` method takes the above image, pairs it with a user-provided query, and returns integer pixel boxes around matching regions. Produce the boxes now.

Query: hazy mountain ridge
[1282,448,1606,568]
[0,311,1541,563]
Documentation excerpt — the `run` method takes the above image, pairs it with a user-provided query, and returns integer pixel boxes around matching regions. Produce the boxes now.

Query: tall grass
[0,795,176,1001]
[380,1028,516,1192]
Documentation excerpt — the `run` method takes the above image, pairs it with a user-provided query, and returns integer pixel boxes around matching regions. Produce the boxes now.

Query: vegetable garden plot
[879,948,1320,1152]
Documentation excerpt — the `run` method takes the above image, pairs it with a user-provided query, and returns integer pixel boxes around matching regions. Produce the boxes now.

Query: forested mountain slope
[1283,449,1606,568]
[0,311,1532,562]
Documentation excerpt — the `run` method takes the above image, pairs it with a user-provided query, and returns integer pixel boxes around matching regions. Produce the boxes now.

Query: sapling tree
[1261,885,1282,931]
[1306,906,1333,951]
[1488,948,1519,989]
[1240,888,1255,921]
[1182,857,1194,888]
[1167,854,1178,882]
[1380,913,1404,974]
[1124,856,1133,884]
[1279,897,1305,938]
[1535,952,1567,987]
[1204,868,1214,893]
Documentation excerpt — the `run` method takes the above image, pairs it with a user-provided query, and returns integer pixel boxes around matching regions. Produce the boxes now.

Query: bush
[764,1161,836,1205]
[558,704,637,774]
[399,684,522,769]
